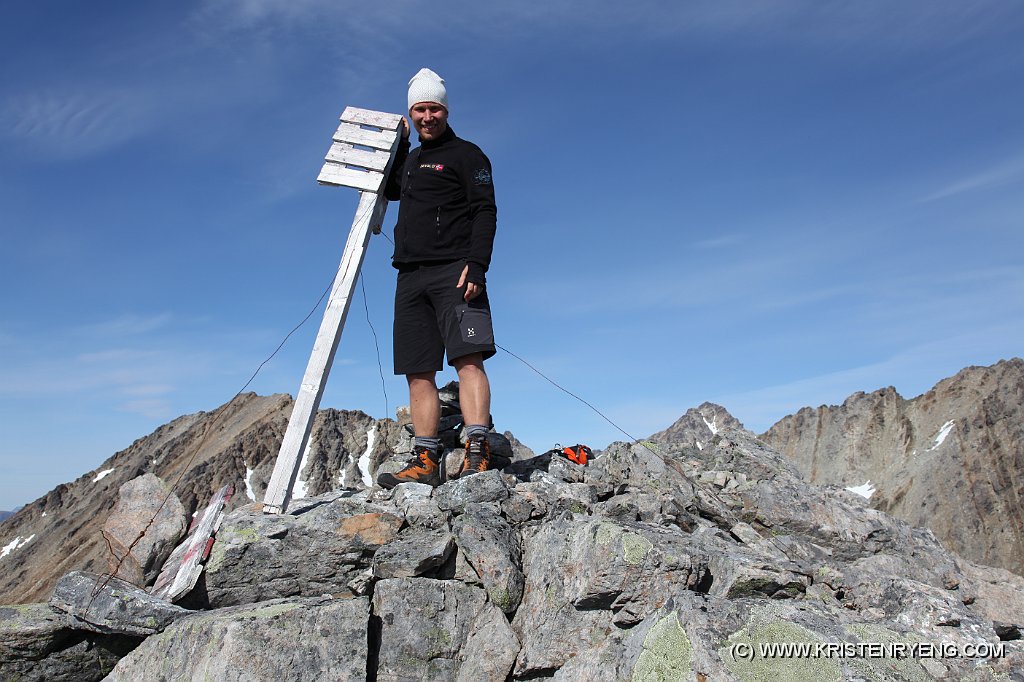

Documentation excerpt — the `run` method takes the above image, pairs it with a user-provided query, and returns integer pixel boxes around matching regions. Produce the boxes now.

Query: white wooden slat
[333,122,397,150]
[341,106,404,129]
[324,142,391,172]
[317,163,385,192]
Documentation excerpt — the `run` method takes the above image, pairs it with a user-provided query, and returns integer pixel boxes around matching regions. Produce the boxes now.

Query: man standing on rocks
[377,68,498,489]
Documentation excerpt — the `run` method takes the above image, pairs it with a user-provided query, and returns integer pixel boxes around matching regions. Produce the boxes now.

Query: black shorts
[393,259,497,375]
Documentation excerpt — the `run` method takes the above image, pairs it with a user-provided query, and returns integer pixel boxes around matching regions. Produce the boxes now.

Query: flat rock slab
[1,601,71,659]
[373,577,519,682]
[105,596,369,681]
[49,571,190,637]
[0,602,140,682]
[203,497,403,607]
[372,527,454,579]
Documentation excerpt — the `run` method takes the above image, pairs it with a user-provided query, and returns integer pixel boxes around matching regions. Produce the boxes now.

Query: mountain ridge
[760,357,1024,575]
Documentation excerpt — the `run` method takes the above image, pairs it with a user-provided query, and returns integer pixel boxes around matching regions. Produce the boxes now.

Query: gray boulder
[392,482,447,529]
[104,596,368,681]
[201,493,403,606]
[372,578,519,681]
[0,602,139,682]
[434,469,510,513]
[372,527,455,579]
[101,473,186,586]
[451,506,524,613]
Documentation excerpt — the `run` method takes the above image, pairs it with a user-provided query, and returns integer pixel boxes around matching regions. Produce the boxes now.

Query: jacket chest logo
[419,163,445,172]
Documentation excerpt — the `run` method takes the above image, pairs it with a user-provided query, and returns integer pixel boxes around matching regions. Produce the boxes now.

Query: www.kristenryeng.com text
[727,640,1006,662]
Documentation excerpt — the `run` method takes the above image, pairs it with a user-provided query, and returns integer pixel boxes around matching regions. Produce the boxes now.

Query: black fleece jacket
[384,126,497,285]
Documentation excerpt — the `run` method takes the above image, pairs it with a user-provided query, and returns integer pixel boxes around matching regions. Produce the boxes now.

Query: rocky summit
[761,358,1024,575]
[3,415,1024,680]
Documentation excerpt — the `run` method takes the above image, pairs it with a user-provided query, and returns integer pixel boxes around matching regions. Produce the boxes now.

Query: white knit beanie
[407,68,448,111]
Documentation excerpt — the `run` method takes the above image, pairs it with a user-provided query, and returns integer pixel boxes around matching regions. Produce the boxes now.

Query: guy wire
[94,197,382,601]
[360,274,389,421]
[495,342,800,564]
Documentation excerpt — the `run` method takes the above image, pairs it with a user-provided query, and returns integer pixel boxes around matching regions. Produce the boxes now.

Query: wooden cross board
[150,483,234,602]
[262,107,404,514]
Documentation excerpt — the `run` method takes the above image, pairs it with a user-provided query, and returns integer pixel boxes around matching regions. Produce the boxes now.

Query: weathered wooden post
[262,107,404,514]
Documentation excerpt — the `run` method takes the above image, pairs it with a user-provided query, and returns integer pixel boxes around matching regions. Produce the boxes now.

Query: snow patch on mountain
[358,426,377,487]
[244,466,256,502]
[928,420,955,451]
[1,534,36,559]
[846,481,876,499]
[292,440,315,500]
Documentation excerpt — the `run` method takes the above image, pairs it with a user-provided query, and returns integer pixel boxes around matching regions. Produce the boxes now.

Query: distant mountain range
[0,511,14,522]
[0,359,1020,606]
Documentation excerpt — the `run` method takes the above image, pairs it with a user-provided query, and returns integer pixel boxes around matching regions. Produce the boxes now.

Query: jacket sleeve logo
[473,168,492,185]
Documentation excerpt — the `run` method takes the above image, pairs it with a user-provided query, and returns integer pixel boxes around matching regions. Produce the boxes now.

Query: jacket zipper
[436,207,441,238]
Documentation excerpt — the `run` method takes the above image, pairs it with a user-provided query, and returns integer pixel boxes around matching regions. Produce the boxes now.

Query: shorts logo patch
[467,327,476,337]
[473,168,492,185]
[420,163,445,171]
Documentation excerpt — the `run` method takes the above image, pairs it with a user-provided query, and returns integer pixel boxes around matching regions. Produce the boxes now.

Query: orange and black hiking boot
[457,436,491,478]
[377,447,441,489]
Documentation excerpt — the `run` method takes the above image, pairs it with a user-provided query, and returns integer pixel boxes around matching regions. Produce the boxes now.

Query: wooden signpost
[262,107,404,514]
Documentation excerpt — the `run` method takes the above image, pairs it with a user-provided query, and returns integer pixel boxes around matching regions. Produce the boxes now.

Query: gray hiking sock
[465,424,489,442]
[414,436,441,455]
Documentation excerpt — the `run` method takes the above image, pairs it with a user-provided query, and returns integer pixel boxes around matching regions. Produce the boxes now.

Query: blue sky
[2,1,1022,510]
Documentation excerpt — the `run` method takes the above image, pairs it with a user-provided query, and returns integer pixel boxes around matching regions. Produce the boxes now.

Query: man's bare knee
[407,372,436,388]
[453,354,485,375]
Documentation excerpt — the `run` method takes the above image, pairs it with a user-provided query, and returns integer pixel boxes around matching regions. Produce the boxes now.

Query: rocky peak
[761,358,1024,575]
[646,402,743,452]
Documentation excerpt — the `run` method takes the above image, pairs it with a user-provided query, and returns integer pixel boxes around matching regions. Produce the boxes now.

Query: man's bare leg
[453,353,490,428]
[376,372,443,489]
[407,372,440,438]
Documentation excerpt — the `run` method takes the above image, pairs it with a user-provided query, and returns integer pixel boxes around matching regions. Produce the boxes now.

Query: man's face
[409,102,448,141]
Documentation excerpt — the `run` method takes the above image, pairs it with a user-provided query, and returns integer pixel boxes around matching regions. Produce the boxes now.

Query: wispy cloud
[1,89,157,159]
[0,338,197,399]
[74,314,175,339]
[919,153,1024,203]
[189,1,1023,52]
[117,398,174,419]
[120,383,175,397]
[694,234,743,250]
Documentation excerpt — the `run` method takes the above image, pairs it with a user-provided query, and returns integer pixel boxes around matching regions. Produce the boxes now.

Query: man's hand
[457,265,483,301]
[401,117,410,139]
